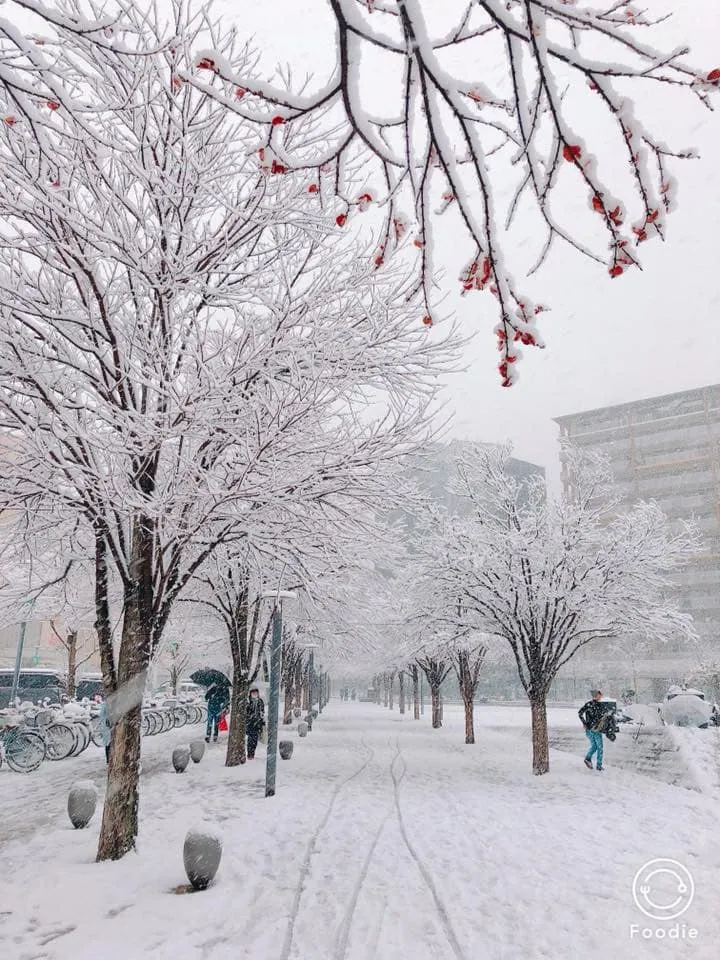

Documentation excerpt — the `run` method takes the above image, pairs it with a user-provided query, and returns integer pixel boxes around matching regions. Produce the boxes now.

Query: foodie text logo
[632,858,694,921]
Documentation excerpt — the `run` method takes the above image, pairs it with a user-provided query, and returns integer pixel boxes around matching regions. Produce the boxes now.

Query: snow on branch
[183,0,719,384]
[1,0,718,385]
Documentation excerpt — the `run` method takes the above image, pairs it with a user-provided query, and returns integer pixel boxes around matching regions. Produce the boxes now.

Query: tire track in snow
[390,740,467,960]
[332,748,395,960]
[280,740,375,960]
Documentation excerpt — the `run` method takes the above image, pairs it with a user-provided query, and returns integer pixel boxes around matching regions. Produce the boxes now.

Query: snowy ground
[1,702,719,960]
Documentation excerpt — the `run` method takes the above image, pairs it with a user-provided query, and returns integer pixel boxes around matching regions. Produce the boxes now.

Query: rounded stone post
[173,745,190,772]
[183,827,223,890]
[67,781,98,829]
[279,740,294,759]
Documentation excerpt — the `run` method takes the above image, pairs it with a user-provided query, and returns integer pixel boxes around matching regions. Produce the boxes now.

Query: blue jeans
[585,729,603,767]
[206,710,220,739]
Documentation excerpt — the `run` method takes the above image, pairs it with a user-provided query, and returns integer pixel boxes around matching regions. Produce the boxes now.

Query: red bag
[218,714,228,732]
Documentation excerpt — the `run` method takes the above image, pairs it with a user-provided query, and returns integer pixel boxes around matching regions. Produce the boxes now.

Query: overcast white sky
[210,0,720,482]
[7,0,719,483]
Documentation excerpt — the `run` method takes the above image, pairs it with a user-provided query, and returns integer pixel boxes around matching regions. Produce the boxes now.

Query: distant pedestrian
[579,689,607,771]
[98,698,112,763]
[246,686,265,759]
[205,683,230,743]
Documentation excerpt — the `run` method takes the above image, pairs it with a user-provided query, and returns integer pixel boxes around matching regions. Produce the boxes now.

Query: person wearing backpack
[579,689,608,771]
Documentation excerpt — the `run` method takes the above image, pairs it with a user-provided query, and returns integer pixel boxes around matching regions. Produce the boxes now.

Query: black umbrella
[190,669,231,688]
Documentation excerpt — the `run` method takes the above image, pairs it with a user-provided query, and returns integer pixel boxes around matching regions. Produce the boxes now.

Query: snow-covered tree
[0,11,454,860]
[414,444,698,774]
[3,1,718,381]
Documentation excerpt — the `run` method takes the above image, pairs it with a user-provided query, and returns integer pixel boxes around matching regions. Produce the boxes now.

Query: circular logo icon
[632,859,694,921]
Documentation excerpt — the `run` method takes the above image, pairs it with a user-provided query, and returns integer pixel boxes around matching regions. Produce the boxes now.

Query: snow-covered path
[1,702,719,960]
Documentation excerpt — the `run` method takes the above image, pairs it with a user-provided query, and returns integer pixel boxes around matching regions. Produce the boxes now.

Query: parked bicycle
[0,713,46,772]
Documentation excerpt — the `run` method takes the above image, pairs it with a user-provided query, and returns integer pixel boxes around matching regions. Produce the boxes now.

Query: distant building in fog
[411,440,545,516]
[555,383,720,650]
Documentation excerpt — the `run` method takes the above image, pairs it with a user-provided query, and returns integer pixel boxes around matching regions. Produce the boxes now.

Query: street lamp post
[261,590,296,798]
[10,620,28,704]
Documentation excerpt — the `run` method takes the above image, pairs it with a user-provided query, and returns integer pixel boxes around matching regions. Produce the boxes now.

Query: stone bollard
[310,709,318,720]
[293,708,301,718]
[189,740,205,764]
[68,781,98,829]
[173,746,190,773]
[279,740,294,760]
[305,714,314,732]
[297,721,308,738]
[183,827,223,890]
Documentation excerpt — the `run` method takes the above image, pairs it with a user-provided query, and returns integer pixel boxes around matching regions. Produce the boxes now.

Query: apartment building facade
[555,383,720,652]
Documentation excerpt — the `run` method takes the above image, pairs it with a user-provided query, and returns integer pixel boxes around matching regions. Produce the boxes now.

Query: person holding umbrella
[205,682,230,742]
[190,670,232,744]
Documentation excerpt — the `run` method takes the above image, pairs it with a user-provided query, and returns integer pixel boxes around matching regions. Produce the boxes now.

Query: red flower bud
[562,144,582,162]
[308,184,318,193]
[271,115,285,126]
[707,68,720,83]
[608,265,624,278]
[422,315,433,326]
[235,87,247,99]
[47,100,60,111]
[336,214,347,227]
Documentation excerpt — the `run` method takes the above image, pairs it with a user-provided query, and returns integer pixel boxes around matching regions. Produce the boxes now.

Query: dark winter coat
[206,685,230,716]
[578,699,606,731]
[246,696,265,732]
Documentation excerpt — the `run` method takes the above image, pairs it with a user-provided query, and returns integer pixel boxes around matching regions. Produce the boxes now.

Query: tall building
[555,384,720,648]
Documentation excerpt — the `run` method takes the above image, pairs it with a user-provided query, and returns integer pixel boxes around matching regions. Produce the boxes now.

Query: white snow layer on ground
[1,702,719,960]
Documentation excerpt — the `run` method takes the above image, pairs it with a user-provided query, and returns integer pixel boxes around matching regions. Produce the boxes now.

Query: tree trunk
[170,664,179,697]
[283,676,293,724]
[226,672,249,766]
[412,665,420,720]
[295,660,304,712]
[383,675,389,707]
[530,694,550,775]
[430,682,442,728]
[399,671,405,714]
[462,688,474,744]
[66,631,77,699]
[388,673,394,710]
[302,666,309,711]
[96,517,153,862]
[94,529,116,697]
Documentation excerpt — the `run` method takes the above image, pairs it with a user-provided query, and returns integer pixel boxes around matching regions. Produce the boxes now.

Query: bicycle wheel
[72,722,91,755]
[159,710,173,733]
[173,706,188,727]
[45,722,76,760]
[5,729,46,772]
[140,713,151,737]
[147,710,161,735]
[90,717,104,746]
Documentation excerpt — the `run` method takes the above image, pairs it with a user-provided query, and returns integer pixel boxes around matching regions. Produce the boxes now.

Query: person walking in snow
[205,683,230,743]
[246,686,265,759]
[579,689,607,770]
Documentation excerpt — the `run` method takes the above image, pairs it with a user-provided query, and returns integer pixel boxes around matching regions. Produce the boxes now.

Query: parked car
[0,668,66,709]
[75,674,104,700]
[659,685,713,728]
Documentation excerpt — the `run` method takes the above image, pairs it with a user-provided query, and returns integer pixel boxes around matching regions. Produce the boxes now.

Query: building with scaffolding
[555,384,720,673]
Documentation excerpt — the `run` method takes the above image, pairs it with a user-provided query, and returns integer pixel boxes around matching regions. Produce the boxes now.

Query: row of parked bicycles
[0,698,207,773]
